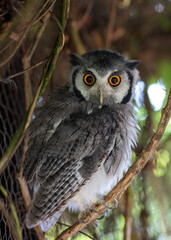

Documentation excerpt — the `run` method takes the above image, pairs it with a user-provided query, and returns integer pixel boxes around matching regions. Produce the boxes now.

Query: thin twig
[105,1,117,49]
[7,58,48,79]
[0,0,55,67]
[77,3,92,30]
[56,90,171,240]
[0,200,19,240]
[32,0,51,22]
[0,186,22,240]
[57,221,94,240]
[69,19,86,54]
[25,13,51,61]
[51,14,64,34]
[51,14,65,50]
[17,174,45,240]
[0,1,42,50]
[0,28,29,67]
[0,5,10,17]
[32,0,56,27]
[22,12,51,110]
[39,0,70,95]
[17,175,31,209]
[0,41,12,55]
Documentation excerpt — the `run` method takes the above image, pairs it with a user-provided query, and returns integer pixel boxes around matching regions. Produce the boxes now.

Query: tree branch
[56,90,171,240]
[124,188,132,240]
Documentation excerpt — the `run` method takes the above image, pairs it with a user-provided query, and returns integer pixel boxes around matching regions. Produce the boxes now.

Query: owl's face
[69,50,140,106]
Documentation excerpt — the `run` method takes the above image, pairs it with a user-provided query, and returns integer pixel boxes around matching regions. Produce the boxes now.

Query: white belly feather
[68,156,130,212]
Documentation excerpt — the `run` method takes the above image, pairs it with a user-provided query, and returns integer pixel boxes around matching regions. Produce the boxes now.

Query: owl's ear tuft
[69,53,83,66]
[126,60,141,70]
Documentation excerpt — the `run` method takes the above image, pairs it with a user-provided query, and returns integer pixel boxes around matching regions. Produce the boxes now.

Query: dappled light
[148,82,166,111]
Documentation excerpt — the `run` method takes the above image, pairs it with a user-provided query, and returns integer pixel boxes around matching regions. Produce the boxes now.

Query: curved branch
[56,90,171,240]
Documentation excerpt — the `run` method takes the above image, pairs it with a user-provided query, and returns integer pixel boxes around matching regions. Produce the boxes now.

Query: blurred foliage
[0,0,171,239]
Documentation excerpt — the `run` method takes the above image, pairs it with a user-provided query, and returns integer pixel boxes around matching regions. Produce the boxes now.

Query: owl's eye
[108,75,121,87]
[83,74,96,86]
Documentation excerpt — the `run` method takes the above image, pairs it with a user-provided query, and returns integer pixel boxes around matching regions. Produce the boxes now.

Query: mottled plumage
[23,49,140,232]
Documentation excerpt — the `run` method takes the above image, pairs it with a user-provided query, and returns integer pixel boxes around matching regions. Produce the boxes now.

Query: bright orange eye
[108,75,121,86]
[83,74,96,86]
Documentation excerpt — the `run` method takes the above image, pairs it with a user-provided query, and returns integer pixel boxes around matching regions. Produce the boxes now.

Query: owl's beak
[99,90,103,104]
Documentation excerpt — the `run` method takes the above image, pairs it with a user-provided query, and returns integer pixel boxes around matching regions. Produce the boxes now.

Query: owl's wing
[26,108,117,228]
[23,89,90,183]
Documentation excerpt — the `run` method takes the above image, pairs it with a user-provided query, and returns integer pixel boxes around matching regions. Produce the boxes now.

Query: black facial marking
[72,68,85,100]
[121,71,133,104]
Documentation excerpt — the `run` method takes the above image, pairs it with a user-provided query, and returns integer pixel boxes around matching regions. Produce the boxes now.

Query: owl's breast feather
[68,104,138,212]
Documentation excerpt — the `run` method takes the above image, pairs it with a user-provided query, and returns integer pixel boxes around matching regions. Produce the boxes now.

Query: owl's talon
[93,219,99,227]
[89,208,98,213]
[113,198,118,208]
[96,211,106,220]
[78,209,92,223]
[104,209,109,214]
[96,215,104,220]
[98,198,118,210]
[78,216,89,223]
[102,200,112,209]
[97,198,112,210]
[79,219,89,223]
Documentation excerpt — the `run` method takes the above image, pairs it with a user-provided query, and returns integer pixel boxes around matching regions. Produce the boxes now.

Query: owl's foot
[113,198,118,208]
[93,219,99,227]
[96,198,118,210]
[89,205,109,221]
[78,199,118,223]
[78,206,106,224]
[95,210,109,220]
[94,198,118,220]
[78,209,92,223]
[103,198,118,209]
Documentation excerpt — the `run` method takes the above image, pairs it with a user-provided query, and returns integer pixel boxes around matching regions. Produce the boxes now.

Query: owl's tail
[26,205,67,232]
[39,206,67,232]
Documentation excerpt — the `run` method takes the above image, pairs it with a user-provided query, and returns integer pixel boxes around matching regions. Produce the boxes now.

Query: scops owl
[23,49,140,232]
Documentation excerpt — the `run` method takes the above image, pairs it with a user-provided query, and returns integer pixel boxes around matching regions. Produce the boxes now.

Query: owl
[23,49,140,232]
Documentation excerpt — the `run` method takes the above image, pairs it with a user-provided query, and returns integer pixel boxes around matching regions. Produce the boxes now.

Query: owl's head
[68,50,140,106]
